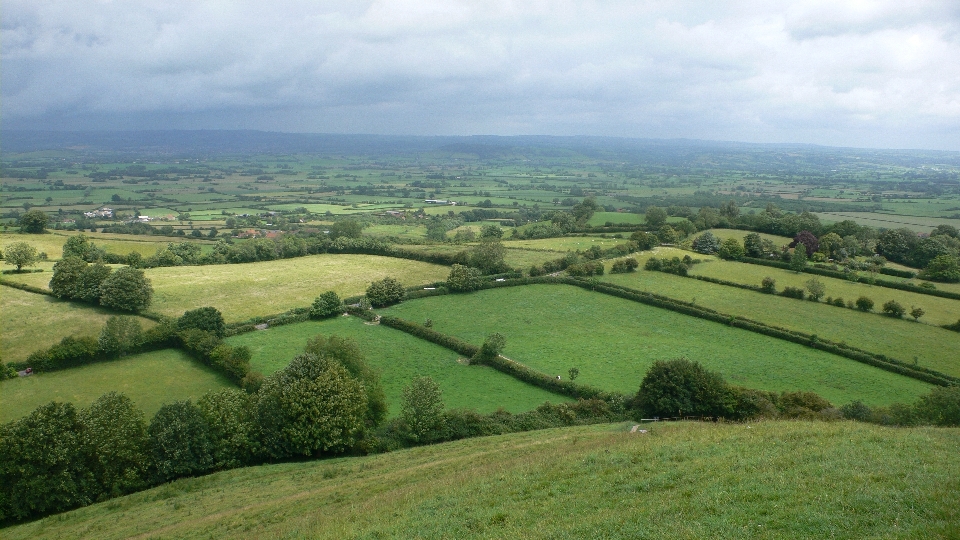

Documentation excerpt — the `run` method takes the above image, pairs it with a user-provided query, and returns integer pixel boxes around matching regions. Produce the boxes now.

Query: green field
[380,285,931,406]
[226,317,568,416]
[144,254,449,321]
[6,421,958,539]
[813,211,960,232]
[601,267,960,379]
[691,228,792,247]
[1,231,216,261]
[503,236,630,252]
[0,349,233,422]
[587,211,644,226]
[689,258,960,327]
[0,287,156,363]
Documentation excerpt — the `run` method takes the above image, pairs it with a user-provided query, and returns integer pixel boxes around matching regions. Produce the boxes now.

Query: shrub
[778,391,833,419]
[310,291,344,318]
[446,264,484,292]
[610,258,639,274]
[692,231,720,254]
[98,316,144,356]
[399,376,446,443]
[913,386,960,426]
[831,297,846,307]
[855,296,875,312]
[178,307,227,338]
[780,286,806,300]
[760,277,777,294]
[882,300,906,318]
[365,277,406,307]
[99,267,153,312]
[910,306,925,322]
[148,401,215,482]
[634,358,730,418]
[717,237,745,260]
[804,278,825,301]
[839,400,872,422]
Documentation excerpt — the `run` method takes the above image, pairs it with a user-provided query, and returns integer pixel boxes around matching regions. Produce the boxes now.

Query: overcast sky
[3,1,960,150]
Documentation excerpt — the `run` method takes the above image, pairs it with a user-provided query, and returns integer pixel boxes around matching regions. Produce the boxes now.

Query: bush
[148,401,215,482]
[399,376,446,443]
[855,296,875,312]
[446,264,484,292]
[717,237,745,260]
[98,316,144,356]
[913,386,960,426]
[178,307,226,338]
[778,391,833,419]
[760,276,777,294]
[831,297,846,307]
[692,231,720,254]
[780,286,806,300]
[882,300,906,318]
[804,278,825,301]
[99,267,153,312]
[310,291,344,318]
[634,358,730,418]
[365,277,406,307]
[839,400,872,422]
[610,258,638,274]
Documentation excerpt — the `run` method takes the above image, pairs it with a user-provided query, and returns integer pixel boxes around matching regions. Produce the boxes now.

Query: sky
[3,1,960,150]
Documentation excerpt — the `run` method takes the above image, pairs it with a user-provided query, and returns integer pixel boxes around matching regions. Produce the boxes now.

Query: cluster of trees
[0,336,386,523]
[644,256,695,276]
[49,258,153,312]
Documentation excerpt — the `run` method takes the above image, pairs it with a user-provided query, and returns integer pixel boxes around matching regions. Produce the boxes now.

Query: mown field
[0,349,233,422]
[142,254,448,321]
[0,231,215,261]
[0,287,156,363]
[227,317,568,416]
[691,228,792,247]
[601,266,960,379]
[380,285,932,406]
[813,211,960,232]
[688,258,960,327]
[503,236,630,252]
[6,421,958,539]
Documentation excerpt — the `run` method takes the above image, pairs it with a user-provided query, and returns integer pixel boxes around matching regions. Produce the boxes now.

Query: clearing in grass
[226,316,569,416]
[381,285,932,406]
[0,349,233,422]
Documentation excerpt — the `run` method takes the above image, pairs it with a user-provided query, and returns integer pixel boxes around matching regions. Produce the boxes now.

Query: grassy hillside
[6,421,957,539]
[226,317,570,416]
[601,268,960,379]
[0,349,233,422]
[0,287,155,363]
[380,285,932,406]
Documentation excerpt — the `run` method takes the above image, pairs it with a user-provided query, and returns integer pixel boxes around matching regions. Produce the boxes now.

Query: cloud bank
[3,1,960,149]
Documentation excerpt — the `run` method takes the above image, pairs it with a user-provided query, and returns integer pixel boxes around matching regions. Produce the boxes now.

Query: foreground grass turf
[381,285,931,406]
[603,268,960,379]
[689,258,960,327]
[7,421,958,539]
[144,254,449,321]
[227,317,568,416]
[0,287,155,363]
[0,349,233,422]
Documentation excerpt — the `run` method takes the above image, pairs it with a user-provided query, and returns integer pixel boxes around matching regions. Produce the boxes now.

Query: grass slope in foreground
[144,254,449,322]
[0,349,233,422]
[227,316,569,416]
[382,285,932,406]
[6,421,958,539]
[0,287,155,363]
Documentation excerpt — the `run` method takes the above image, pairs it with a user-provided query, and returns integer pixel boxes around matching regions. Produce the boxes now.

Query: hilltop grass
[601,268,960,379]
[226,317,569,417]
[381,285,931,406]
[6,421,958,539]
[0,287,155,363]
[0,349,233,422]
[144,254,449,321]
[689,258,960,326]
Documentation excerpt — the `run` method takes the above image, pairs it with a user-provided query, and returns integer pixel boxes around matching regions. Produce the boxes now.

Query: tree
[329,220,363,240]
[62,234,97,260]
[882,300,906,318]
[717,238,745,260]
[789,246,808,272]
[468,238,508,274]
[790,230,819,257]
[913,386,960,427]
[818,232,843,259]
[304,334,388,427]
[471,333,506,365]
[804,278,826,301]
[49,257,88,298]
[99,267,153,311]
[480,224,503,239]
[743,233,764,258]
[629,230,658,250]
[691,231,720,254]
[446,264,484,292]
[148,401,214,482]
[18,209,49,233]
[311,291,344,318]
[178,306,226,338]
[3,241,37,271]
[75,262,113,303]
[399,376,445,443]
[635,358,730,418]
[645,206,667,228]
[918,255,960,283]
[568,367,580,381]
[855,296,875,312]
[98,316,144,356]
[79,392,150,497]
[366,276,406,307]
[760,276,777,294]
[910,306,925,322]
[197,390,256,470]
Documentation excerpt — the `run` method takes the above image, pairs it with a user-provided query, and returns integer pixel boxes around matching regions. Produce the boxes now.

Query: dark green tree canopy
[310,291,344,319]
[99,267,154,312]
[18,209,49,233]
[178,307,226,338]
[635,358,731,418]
[366,276,406,307]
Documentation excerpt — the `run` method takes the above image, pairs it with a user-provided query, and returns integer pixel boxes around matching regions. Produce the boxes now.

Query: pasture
[380,285,932,406]
[0,287,155,363]
[6,421,958,539]
[813,211,960,232]
[688,258,960,326]
[227,317,568,416]
[691,228,792,247]
[145,254,449,321]
[0,349,233,422]
[601,268,960,379]
[586,211,644,226]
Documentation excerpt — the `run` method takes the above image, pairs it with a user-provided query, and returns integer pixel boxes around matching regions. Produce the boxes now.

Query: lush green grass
[691,228,791,247]
[0,287,155,363]
[144,254,449,321]
[689,258,960,327]
[601,267,960,379]
[7,421,958,539]
[227,317,569,416]
[503,236,630,252]
[587,211,644,226]
[0,349,233,422]
[0,231,215,261]
[381,285,931,406]
[814,211,960,232]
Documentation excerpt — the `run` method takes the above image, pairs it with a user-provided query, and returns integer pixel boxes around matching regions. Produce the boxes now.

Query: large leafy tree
[400,376,445,443]
[197,390,256,470]
[80,392,150,497]
[645,206,668,228]
[148,401,214,482]
[2,241,38,271]
[635,358,731,418]
[98,316,144,356]
[99,267,153,311]
[18,209,49,233]
[365,276,406,307]
[446,264,483,292]
[178,306,226,338]
[790,230,819,257]
[691,231,720,254]
[49,257,88,298]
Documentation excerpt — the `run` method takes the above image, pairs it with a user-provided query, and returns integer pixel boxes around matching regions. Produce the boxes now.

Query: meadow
[144,254,448,321]
[0,287,155,363]
[0,230,215,261]
[814,211,960,232]
[5,420,957,539]
[688,258,960,326]
[0,349,233,422]
[380,285,932,406]
[227,316,569,416]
